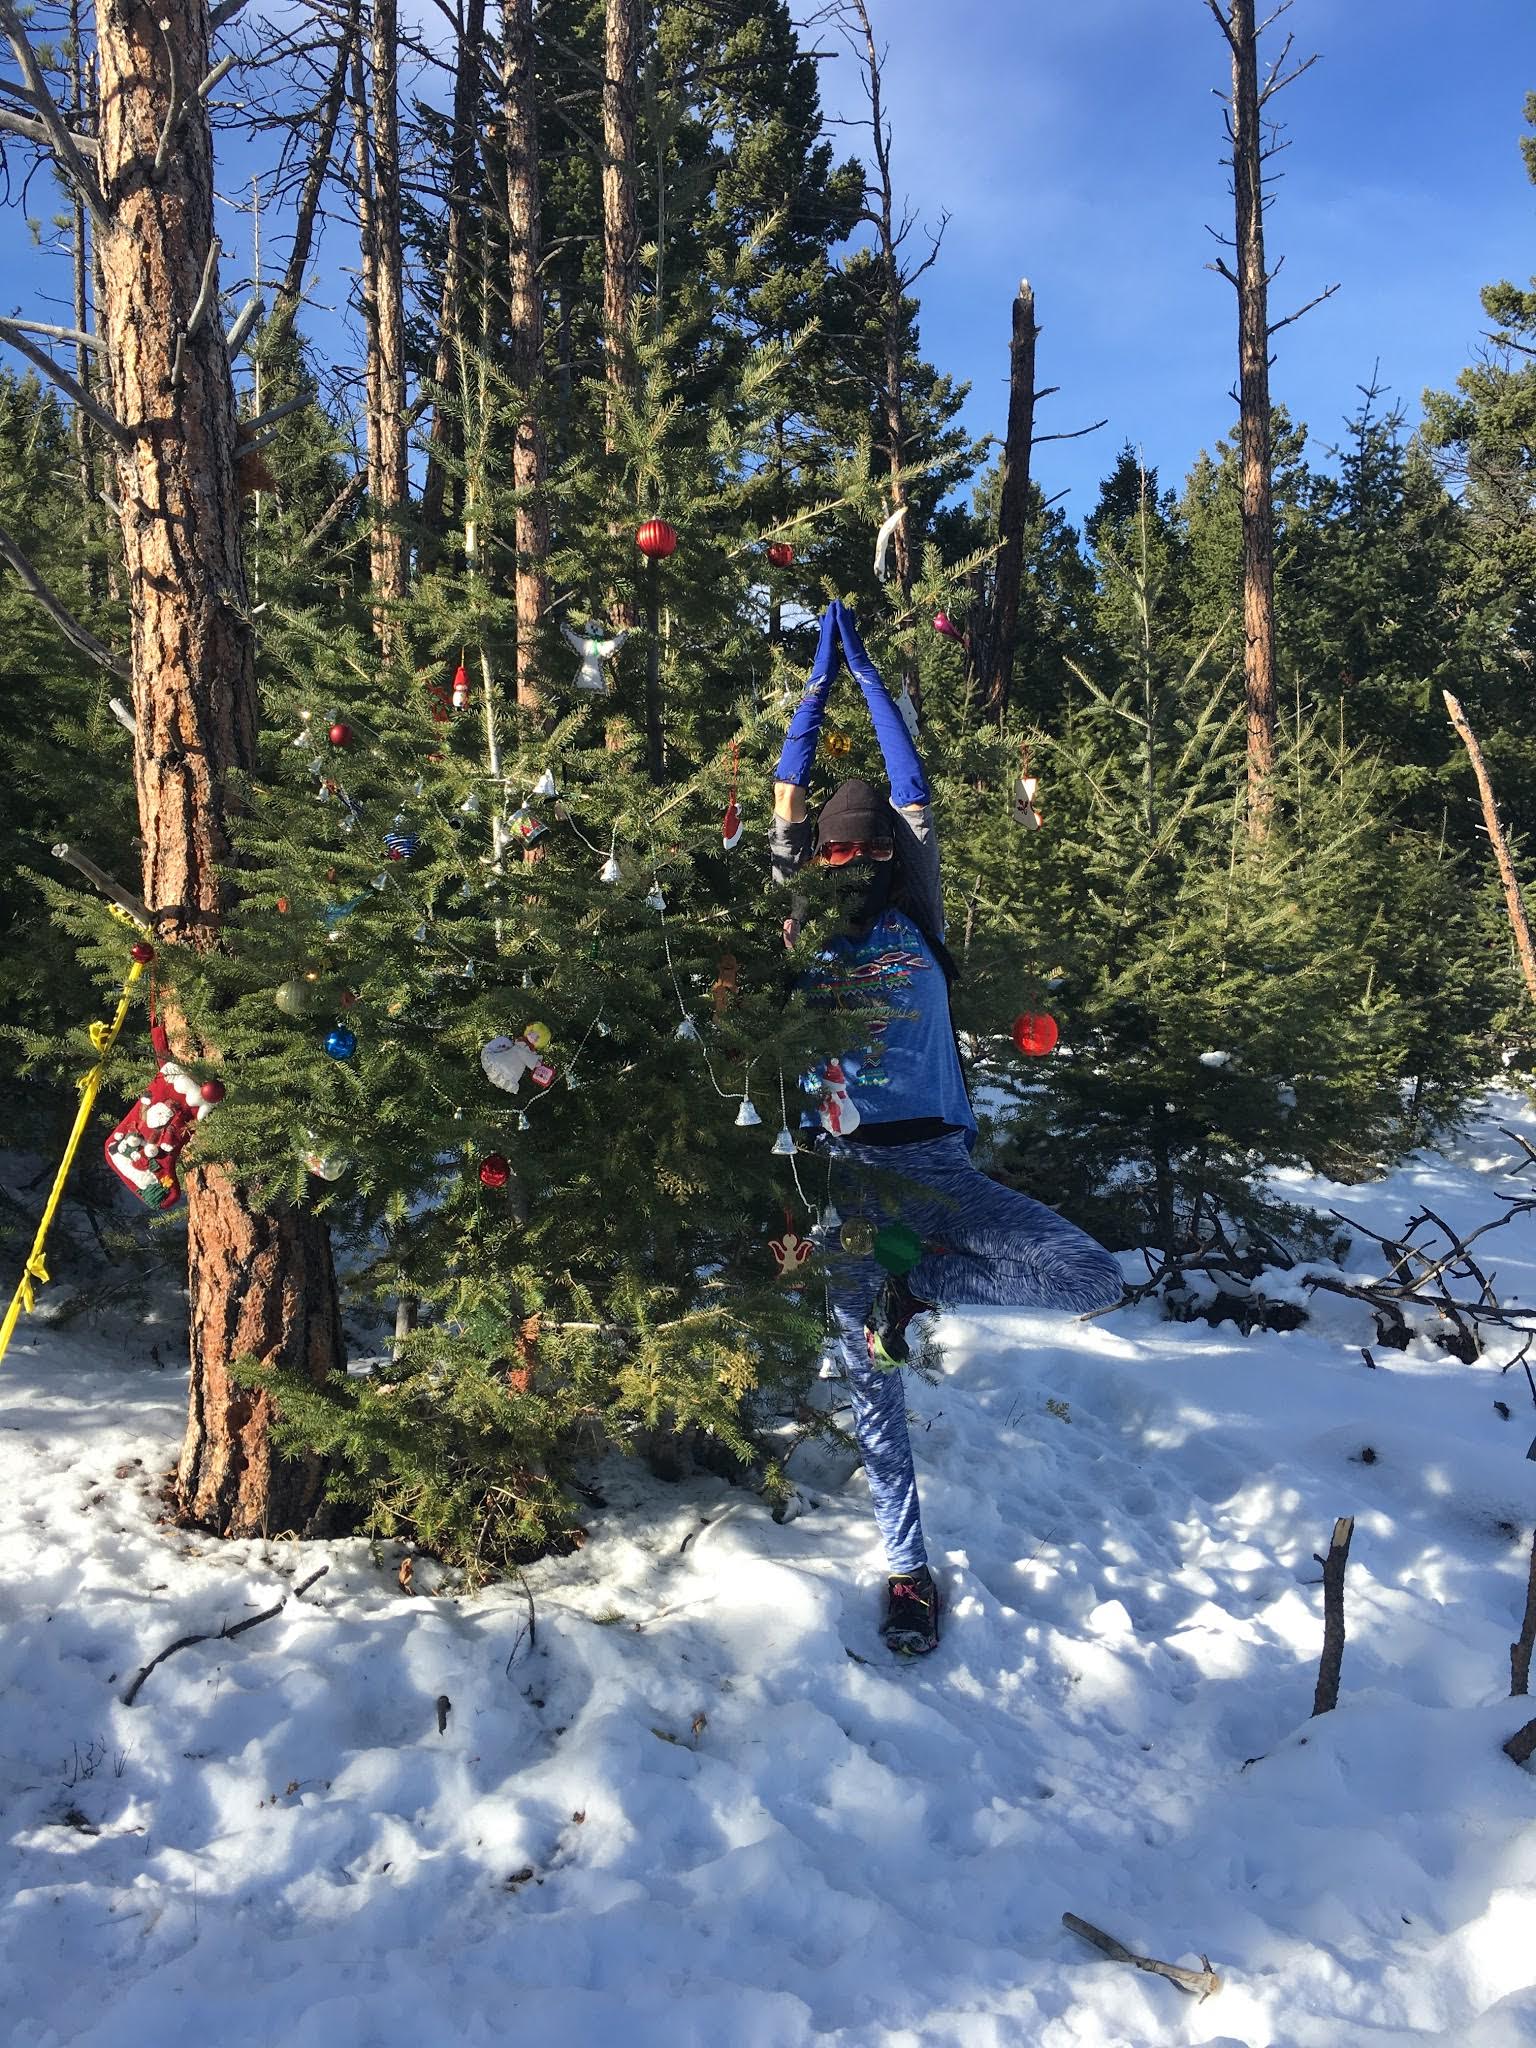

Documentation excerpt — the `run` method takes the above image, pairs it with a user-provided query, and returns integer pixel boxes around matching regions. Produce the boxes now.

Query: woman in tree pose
[771,602,1122,1655]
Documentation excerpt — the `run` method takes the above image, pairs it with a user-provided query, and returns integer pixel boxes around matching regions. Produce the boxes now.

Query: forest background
[1,0,1534,1578]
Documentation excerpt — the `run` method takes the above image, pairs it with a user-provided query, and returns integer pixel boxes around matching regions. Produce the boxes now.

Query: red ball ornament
[767,541,794,568]
[479,1153,511,1189]
[1012,1011,1059,1057]
[636,518,678,561]
[130,941,155,964]
[199,1079,226,1104]
[328,721,353,747]
[933,610,963,643]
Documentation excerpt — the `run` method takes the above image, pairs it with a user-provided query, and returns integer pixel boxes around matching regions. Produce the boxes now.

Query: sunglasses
[817,841,894,867]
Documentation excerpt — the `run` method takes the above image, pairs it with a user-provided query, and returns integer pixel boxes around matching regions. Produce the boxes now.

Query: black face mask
[829,854,895,935]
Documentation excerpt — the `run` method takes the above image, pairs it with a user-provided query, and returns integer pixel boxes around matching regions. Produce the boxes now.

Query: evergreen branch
[0,520,128,679]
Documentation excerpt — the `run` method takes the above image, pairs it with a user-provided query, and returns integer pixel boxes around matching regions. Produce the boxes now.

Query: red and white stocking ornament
[104,1019,224,1212]
[721,739,743,850]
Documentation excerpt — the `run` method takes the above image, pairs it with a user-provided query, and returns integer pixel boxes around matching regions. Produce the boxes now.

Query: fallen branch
[1062,1913,1222,2001]
[122,1564,328,1705]
[1312,1514,1355,1716]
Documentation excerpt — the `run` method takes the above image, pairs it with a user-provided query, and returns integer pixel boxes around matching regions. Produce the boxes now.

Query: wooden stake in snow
[1443,691,1536,1009]
[1511,1530,1536,1699]
[1311,1514,1355,1716]
[1062,1913,1222,2001]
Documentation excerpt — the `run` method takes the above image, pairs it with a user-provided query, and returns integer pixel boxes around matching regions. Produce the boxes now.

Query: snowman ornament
[560,618,629,695]
[104,1023,224,1211]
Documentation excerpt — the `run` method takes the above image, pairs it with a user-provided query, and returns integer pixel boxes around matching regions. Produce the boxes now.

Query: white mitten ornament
[481,1022,556,1094]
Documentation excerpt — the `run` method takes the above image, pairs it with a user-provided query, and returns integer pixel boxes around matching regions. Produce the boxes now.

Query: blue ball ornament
[324,1025,357,1060]
[384,830,420,862]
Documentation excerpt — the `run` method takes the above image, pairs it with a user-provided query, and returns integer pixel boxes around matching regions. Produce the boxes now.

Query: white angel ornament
[560,618,629,694]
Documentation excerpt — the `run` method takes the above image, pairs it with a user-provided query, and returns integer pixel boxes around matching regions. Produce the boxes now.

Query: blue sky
[824,0,1536,519]
[5,0,1533,529]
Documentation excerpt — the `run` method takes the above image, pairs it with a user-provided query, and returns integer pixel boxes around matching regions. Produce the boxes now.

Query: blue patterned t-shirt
[800,908,976,1139]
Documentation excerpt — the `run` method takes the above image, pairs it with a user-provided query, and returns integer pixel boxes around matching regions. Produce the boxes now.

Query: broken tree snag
[984,278,1038,722]
[1311,1514,1355,1716]
[1062,1913,1222,2001]
[1512,1530,1536,1698]
[1506,1717,1536,1766]
[1443,691,1536,1009]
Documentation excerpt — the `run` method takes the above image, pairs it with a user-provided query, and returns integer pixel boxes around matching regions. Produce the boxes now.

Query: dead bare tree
[1443,690,1536,1009]
[266,1,358,349]
[834,0,947,618]
[1205,0,1337,837]
[0,0,344,1533]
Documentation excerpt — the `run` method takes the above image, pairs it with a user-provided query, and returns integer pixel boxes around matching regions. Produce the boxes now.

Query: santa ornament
[481,1023,556,1094]
[817,1058,861,1136]
[104,1020,224,1212]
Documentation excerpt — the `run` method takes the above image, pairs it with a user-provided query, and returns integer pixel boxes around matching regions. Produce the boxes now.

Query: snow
[2,1099,1536,2046]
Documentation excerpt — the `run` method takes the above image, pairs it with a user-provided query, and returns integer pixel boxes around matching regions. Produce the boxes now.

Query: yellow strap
[0,957,146,1365]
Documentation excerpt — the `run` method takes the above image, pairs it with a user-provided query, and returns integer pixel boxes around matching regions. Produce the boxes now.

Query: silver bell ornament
[531,767,557,799]
[645,883,666,912]
[735,1096,761,1129]
[770,1125,798,1155]
[599,853,622,884]
[675,1014,701,1042]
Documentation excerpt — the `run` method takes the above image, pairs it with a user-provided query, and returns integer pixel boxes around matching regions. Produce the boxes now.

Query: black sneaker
[866,1273,936,1366]
[880,1566,943,1656]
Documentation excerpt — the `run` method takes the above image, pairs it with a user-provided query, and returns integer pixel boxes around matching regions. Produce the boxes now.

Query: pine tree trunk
[369,0,409,628]
[1228,0,1277,834]
[602,0,640,445]
[92,0,341,1534]
[420,0,485,547]
[984,278,1037,721]
[503,0,549,713]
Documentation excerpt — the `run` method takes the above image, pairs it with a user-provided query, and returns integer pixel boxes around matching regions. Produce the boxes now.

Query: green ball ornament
[275,979,310,1017]
[839,1217,876,1257]
[874,1221,924,1276]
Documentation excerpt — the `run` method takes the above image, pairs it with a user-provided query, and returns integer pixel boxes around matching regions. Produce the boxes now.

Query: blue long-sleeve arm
[773,604,842,788]
[833,604,930,807]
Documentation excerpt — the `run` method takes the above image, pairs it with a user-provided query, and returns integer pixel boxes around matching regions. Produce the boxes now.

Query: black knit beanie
[814,778,891,851]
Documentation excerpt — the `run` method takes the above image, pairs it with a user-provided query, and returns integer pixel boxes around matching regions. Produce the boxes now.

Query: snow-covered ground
[3,1100,1536,2048]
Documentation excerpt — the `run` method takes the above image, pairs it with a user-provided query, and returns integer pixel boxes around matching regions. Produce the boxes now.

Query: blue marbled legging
[820,1130,1123,1574]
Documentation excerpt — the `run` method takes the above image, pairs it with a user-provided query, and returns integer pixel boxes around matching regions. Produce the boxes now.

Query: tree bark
[1444,691,1536,1009]
[1512,1529,1536,1698]
[420,0,485,546]
[1226,0,1276,834]
[984,278,1037,721]
[503,0,548,713]
[92,0,340,1534]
